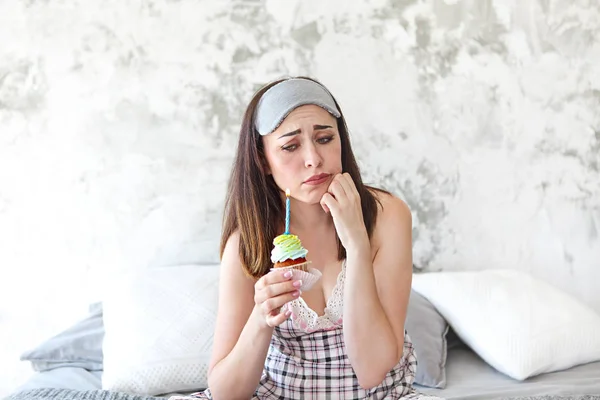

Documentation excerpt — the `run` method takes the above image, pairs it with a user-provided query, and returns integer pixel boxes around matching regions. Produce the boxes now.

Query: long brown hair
[220,76,384,279]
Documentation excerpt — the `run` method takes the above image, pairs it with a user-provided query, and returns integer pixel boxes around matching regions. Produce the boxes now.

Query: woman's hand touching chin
[320,172,369,251]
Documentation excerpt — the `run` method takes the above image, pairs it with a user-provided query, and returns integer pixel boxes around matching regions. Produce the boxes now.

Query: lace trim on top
[285,260,346,333]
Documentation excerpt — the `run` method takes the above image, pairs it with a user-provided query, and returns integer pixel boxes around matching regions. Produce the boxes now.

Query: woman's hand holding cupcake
[254,270,302,328]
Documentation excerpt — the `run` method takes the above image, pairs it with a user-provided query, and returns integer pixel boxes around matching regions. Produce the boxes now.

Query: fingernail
[284,271,292,278]
[285,310,292,317]
[293,290,301,297]
[293,280,302,287]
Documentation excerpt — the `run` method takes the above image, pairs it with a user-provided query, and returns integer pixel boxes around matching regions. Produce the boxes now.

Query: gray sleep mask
[254,78,341,136]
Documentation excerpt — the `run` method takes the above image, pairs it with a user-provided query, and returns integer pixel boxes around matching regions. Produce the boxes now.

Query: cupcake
[271,234,310,272]
[270,233,321,291]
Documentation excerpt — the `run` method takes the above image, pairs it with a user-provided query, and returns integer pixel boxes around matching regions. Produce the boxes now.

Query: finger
[320,192,340,216]
[267,304,287,319]
[256,279,301,305]
[266,309,292,327]
[262,269,294,287]
[328,175,348,204]
[341,172,360,199]
[255,272,293,304]
[261,291,301,314]
[254,276,266,291]
[263,280,303,300]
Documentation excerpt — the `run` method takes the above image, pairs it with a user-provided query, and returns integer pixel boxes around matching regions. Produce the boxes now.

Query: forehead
[273,105,337,132]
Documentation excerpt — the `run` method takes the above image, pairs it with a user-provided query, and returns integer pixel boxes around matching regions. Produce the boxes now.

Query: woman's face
[262,105,343,205]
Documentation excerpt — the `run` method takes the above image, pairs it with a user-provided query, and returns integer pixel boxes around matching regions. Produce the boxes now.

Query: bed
[8,267,600,400]
[419,343,600,399]
[12,343,600,400]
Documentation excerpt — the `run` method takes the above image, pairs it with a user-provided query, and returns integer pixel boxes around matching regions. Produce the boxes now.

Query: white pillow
[102,265,220,395]
[412,269,600,381]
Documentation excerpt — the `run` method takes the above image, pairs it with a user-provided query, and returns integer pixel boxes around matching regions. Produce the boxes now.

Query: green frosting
[271,234,309,263]
[273,234,303,250]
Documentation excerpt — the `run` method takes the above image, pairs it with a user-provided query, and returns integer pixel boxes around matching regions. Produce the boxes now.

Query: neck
[288,197,334,234]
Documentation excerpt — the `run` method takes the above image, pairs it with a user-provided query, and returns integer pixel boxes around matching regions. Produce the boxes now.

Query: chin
[297,186,328,204]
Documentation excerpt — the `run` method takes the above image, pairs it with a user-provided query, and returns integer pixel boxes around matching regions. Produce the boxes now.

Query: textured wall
[1,0,599,395]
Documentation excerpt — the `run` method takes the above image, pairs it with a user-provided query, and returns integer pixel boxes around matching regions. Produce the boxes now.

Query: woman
[179,77,440,399]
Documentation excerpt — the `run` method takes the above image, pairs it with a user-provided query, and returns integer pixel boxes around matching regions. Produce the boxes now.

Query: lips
[304,173,331,185]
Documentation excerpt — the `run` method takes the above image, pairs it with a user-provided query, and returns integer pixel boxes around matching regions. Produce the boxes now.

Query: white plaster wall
[1,0,599,395]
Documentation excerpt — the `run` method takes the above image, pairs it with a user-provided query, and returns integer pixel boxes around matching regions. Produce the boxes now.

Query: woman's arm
[207,231,301,400]
[342,195,413,389]
[206,232,273,400]
[320,175,412,389]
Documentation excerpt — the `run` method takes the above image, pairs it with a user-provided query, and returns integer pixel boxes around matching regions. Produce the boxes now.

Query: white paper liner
[270,262,322,291]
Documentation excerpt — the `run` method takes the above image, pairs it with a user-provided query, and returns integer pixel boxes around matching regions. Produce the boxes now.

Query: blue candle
[285,188,290,234]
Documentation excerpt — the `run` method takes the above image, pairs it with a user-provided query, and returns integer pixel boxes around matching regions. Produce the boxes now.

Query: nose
[303,142,323,169]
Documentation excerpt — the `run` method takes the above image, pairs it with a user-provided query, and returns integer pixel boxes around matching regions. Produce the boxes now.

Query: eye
[281,143,298,152]
[317,135,334,144]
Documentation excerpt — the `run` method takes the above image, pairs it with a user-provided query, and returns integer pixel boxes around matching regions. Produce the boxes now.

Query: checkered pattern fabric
[181,262,441,399]
[186,326,438,399]
[254,326,427,399]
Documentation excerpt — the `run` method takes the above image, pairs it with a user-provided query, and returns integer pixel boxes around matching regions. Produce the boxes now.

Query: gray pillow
[20,302,104,372]
[406,289,449,388]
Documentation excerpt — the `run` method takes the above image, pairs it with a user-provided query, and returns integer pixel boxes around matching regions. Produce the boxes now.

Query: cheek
[265,147,292,172]
[270,153,296,171]
[327,142,343,171]
[269,154,300,183]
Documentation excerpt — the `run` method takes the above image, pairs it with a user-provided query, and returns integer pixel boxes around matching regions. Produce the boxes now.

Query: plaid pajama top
[183,261,440,400]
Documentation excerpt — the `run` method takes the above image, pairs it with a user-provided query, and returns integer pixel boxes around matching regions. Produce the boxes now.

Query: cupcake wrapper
[270,263,322,291]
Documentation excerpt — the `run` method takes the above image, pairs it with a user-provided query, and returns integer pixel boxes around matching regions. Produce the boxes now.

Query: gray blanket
[4,388,166,400]
[5,388,600,400]
[499,397,600,400]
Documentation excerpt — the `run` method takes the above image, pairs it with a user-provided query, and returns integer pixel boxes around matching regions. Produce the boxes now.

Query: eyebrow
[278,125,334,139]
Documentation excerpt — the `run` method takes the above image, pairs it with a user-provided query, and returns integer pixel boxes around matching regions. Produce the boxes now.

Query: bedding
[17,264,449,395]
[7,386,600,400]
[14,367,101,392]
[12,267,600,399]
[13,345,600,400]
[419,344,600,400]
[19,302,104,372]
[10,367,193,399]
[101,266,450,395]
[412,269,600,381]
[101,265,220,395]
[6,388,164,400]
[406,290,449,388]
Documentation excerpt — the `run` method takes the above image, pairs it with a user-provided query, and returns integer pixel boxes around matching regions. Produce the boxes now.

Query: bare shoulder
[220,230,255,283]
[372,189,412,227]
[221,230,242,268]
[369,189,412,251]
